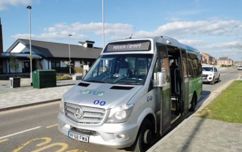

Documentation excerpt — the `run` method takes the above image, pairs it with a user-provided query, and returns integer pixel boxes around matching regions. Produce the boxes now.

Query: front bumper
[58,112,138,149]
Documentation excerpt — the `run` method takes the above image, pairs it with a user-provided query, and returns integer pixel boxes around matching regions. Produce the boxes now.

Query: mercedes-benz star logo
[74,107,84,120]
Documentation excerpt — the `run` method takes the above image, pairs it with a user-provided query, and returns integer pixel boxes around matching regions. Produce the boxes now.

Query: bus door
[155,43,171,135]
[167,46,184,122]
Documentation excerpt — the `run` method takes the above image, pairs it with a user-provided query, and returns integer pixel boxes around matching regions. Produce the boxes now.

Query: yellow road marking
[12,137,52,152]
[12,136,88,152]
[46,124,58,129]
[32,142,68,152]
[0,138,8,143]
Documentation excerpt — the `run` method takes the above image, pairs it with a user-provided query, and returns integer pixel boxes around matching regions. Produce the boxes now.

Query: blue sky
[1,0,242,60]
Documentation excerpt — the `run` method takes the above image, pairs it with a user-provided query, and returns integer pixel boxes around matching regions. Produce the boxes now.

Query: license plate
[68,130,89,143]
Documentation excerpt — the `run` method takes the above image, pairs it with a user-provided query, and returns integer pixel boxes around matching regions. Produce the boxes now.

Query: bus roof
[102,36,200,55]
[153,36,198,52]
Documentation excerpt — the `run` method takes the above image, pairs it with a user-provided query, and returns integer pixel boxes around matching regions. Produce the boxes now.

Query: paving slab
[0,85,73,110]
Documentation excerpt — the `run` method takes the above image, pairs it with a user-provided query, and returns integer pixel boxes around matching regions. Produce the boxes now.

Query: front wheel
[217,75,220,82]
[210,77,215,85]
[133,120,154,152]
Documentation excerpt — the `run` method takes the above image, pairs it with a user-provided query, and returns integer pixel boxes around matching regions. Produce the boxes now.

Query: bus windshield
[83,54,153,85]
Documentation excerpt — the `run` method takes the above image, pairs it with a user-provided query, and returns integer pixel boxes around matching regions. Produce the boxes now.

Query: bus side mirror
[153,72,165,87]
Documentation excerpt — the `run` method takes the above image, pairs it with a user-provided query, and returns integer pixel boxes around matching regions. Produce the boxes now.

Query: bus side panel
[182,77,190,112]
[190,77,202,100]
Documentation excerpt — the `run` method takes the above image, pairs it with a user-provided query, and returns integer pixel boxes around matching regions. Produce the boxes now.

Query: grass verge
[56,74,72,80]
[198,80,242,123]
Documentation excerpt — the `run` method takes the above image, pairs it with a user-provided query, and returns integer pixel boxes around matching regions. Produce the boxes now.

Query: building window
[51,60,60,69]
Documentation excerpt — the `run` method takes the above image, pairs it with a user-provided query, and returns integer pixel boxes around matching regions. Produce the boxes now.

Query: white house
[0,39,101,76]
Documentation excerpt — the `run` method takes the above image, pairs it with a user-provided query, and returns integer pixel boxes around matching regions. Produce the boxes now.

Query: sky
[1,0,242,60]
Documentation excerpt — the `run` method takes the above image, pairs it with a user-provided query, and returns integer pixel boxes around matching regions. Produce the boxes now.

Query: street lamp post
[26,5,33,85]
[102,0,105,47]
[68,34,72,75]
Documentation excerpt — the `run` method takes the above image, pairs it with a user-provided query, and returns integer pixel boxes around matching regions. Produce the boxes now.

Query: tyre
[210,77,215,85]
[217,75,220,82]
[189,94,197,112]
[132,120,154,152]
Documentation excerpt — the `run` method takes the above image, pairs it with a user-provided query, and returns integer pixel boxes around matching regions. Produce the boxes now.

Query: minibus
[58,36,202,152]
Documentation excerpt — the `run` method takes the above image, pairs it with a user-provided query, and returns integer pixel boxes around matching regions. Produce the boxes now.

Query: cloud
[193,40,242,60]
[0,0,32,10]
[43,22,133,37]
[208,41,242,50]
[135,19,242,38]
[12,22,134,43]
[179,39,207,46]
[133,19,242,60]
[12,19,242,60]
[14,19,242,43]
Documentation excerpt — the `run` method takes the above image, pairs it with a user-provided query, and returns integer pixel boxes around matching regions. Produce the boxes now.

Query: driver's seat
[118,61,129,77]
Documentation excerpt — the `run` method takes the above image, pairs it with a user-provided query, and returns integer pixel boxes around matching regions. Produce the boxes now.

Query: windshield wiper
[85,80,106,83]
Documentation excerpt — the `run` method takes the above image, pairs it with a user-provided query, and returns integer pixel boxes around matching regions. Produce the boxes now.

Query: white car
[237,65,242,70]
[202,65,220,84]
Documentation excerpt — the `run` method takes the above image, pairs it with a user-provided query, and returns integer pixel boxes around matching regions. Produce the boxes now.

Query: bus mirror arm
[153,72,166,87]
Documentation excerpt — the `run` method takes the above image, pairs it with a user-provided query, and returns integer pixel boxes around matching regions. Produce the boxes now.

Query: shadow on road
[179,90,212,151]
[196,90,211,110]
[180,112,208,151]
[177,90,211,151]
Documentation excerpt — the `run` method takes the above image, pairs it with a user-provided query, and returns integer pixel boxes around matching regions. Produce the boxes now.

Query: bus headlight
[106,104,133,123]
[59,98,65,114]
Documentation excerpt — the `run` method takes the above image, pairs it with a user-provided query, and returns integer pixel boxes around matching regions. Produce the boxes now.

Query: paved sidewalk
[0,79,78,111]
[149,116,242,152]
[0,79,78,94]
[0,85,73,110]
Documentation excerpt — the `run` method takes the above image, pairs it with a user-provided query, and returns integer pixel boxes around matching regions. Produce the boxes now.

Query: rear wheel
[132,120,154,152]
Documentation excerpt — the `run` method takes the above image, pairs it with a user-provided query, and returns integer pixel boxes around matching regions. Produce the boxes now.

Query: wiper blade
[85,80,106,83]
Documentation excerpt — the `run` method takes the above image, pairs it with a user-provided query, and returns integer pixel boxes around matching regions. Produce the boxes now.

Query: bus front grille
[65,102,106,125]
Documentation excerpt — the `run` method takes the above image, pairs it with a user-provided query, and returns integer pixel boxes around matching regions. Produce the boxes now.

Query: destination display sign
[104,40,151,52]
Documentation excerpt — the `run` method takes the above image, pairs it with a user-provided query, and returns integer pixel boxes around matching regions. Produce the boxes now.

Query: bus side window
[187,52,201,78]
[186,53,194,77]
[162,57,170,83]
[149,44,169,91]
[160,45,170,83]
[149,58,159,91]
[181,49,188,78]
